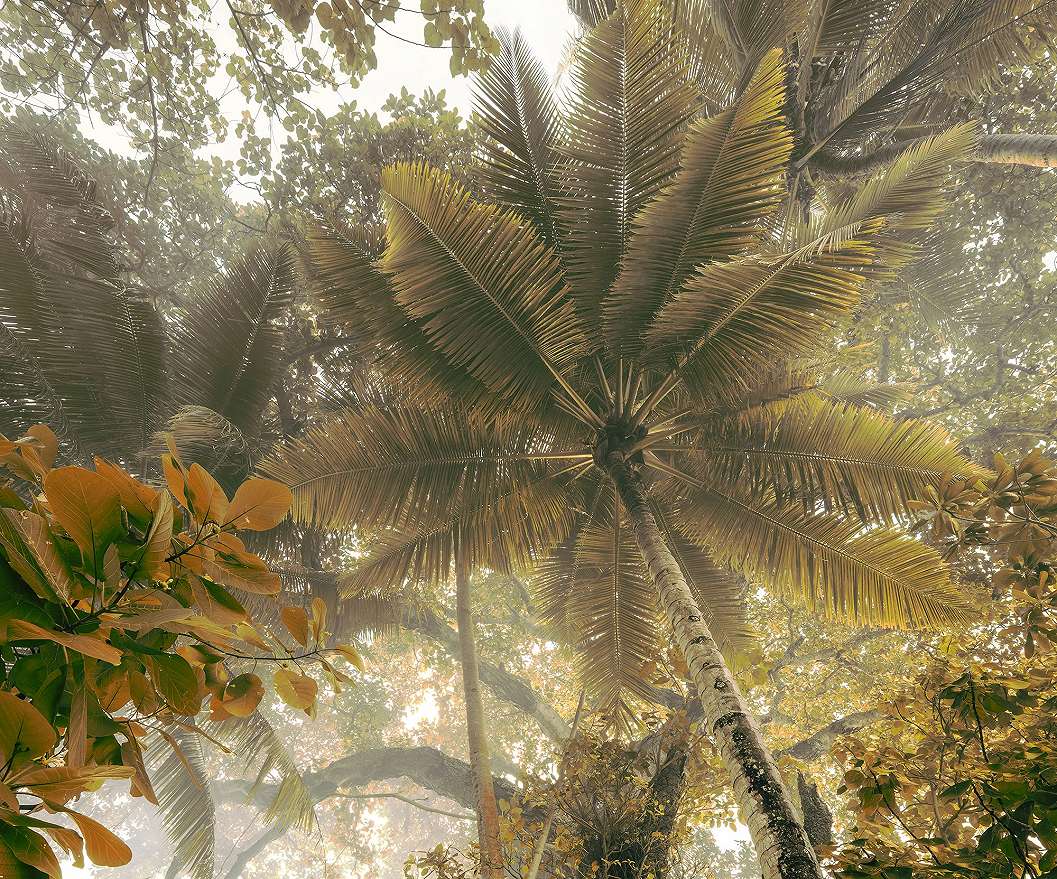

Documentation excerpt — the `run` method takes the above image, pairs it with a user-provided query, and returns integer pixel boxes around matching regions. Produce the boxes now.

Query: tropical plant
[258,3,986,876]
[567,0,1057,176]
[0,423,365,878]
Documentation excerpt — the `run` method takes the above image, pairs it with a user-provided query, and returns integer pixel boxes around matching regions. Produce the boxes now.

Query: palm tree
[569,0,1057,174]
[259,4,984,876]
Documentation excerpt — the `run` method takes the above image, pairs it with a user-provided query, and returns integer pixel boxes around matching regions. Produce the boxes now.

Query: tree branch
[776,709,884,761]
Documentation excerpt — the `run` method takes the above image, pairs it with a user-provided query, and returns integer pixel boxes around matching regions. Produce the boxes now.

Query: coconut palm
[259,4,985,877]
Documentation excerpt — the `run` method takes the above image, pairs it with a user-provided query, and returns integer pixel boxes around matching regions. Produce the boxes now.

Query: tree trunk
[811,132,1057,176]
[455,552,504,878]
[608,461,824,879]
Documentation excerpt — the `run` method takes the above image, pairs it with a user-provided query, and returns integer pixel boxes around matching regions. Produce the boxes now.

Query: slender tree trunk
[608,461,824,879]
[811,132,1057,176]
[454,550,504,878]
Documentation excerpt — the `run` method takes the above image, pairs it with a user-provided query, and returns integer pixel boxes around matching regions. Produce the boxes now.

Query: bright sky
[353,0,578,114]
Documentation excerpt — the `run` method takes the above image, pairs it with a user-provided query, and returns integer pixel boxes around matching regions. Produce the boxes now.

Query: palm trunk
[609,462,823,879]
[454,551,504,878]
[811,132,1057,176]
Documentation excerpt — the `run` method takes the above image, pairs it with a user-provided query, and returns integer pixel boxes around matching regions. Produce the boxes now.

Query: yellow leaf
[281,606,310,646]
[221,673,264,717]
[335,644,365,673]
[311,597,327,641]
[235,622,272,652]
[273,668,317,714]
[62,809,132,867]
[43,466,123,575]
[186,463,228,525]
[227,478,292,530]
[5,619,122,665]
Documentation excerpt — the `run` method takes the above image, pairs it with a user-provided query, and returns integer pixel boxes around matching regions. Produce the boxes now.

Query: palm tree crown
[262,4,982,717]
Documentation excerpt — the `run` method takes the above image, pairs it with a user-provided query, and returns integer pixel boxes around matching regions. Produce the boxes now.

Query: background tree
[0,0,496,187]
[259,4,991,874]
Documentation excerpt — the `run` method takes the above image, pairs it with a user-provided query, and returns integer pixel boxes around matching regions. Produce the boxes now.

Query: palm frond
[204,713,315,833]
[569,517,660,712]
[308,224,489,408]
[812,2,983,150]
[170,242,295,434]
[146,726,215,879]
[380,162,589,411]
[644,227,878,401]
[259,404,583,533]
[604,47,792,355]
[560,0,700,322]
[474,27,565,248]
[672,480,973,628]
[819,125,977,265]
[688,396,986,521]
[0,125,168,462]
[719,367,914,426]
[341,468,579,596]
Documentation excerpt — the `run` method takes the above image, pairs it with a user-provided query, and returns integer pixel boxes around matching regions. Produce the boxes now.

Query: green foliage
[0,426,364,878]
[832,448,1057,878]
[0,0,496,181]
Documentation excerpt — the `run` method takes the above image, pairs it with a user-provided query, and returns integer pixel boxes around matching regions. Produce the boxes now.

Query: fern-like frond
[170,242,295,434]
[604,48,793,355]
[688,396,986,521]
[380,162,589,411]
[474,27,565,248]
[204,713,315,833]
[0,125,168,462]
[670,478,973,628]
[560,0,699,321]
[259,404,584,534]
[146,726,215,879]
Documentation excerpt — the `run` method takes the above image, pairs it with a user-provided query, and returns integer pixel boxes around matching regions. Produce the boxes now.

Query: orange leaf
[43,466,123,575]
[227,478,292,531]
[281,606,310,646]
[62,809,132,867]
[221,673,264,717]
[6,619,122,665]
[186,464,228,525]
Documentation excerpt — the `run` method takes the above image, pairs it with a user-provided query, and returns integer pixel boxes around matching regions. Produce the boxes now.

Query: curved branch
[405,607,572,741]
[776,709,884,761]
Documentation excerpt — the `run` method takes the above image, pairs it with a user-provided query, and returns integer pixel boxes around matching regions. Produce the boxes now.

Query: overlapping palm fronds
[264,0,980,720]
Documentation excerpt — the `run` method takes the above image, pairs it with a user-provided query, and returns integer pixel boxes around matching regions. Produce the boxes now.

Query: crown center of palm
[592,415,648,469]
